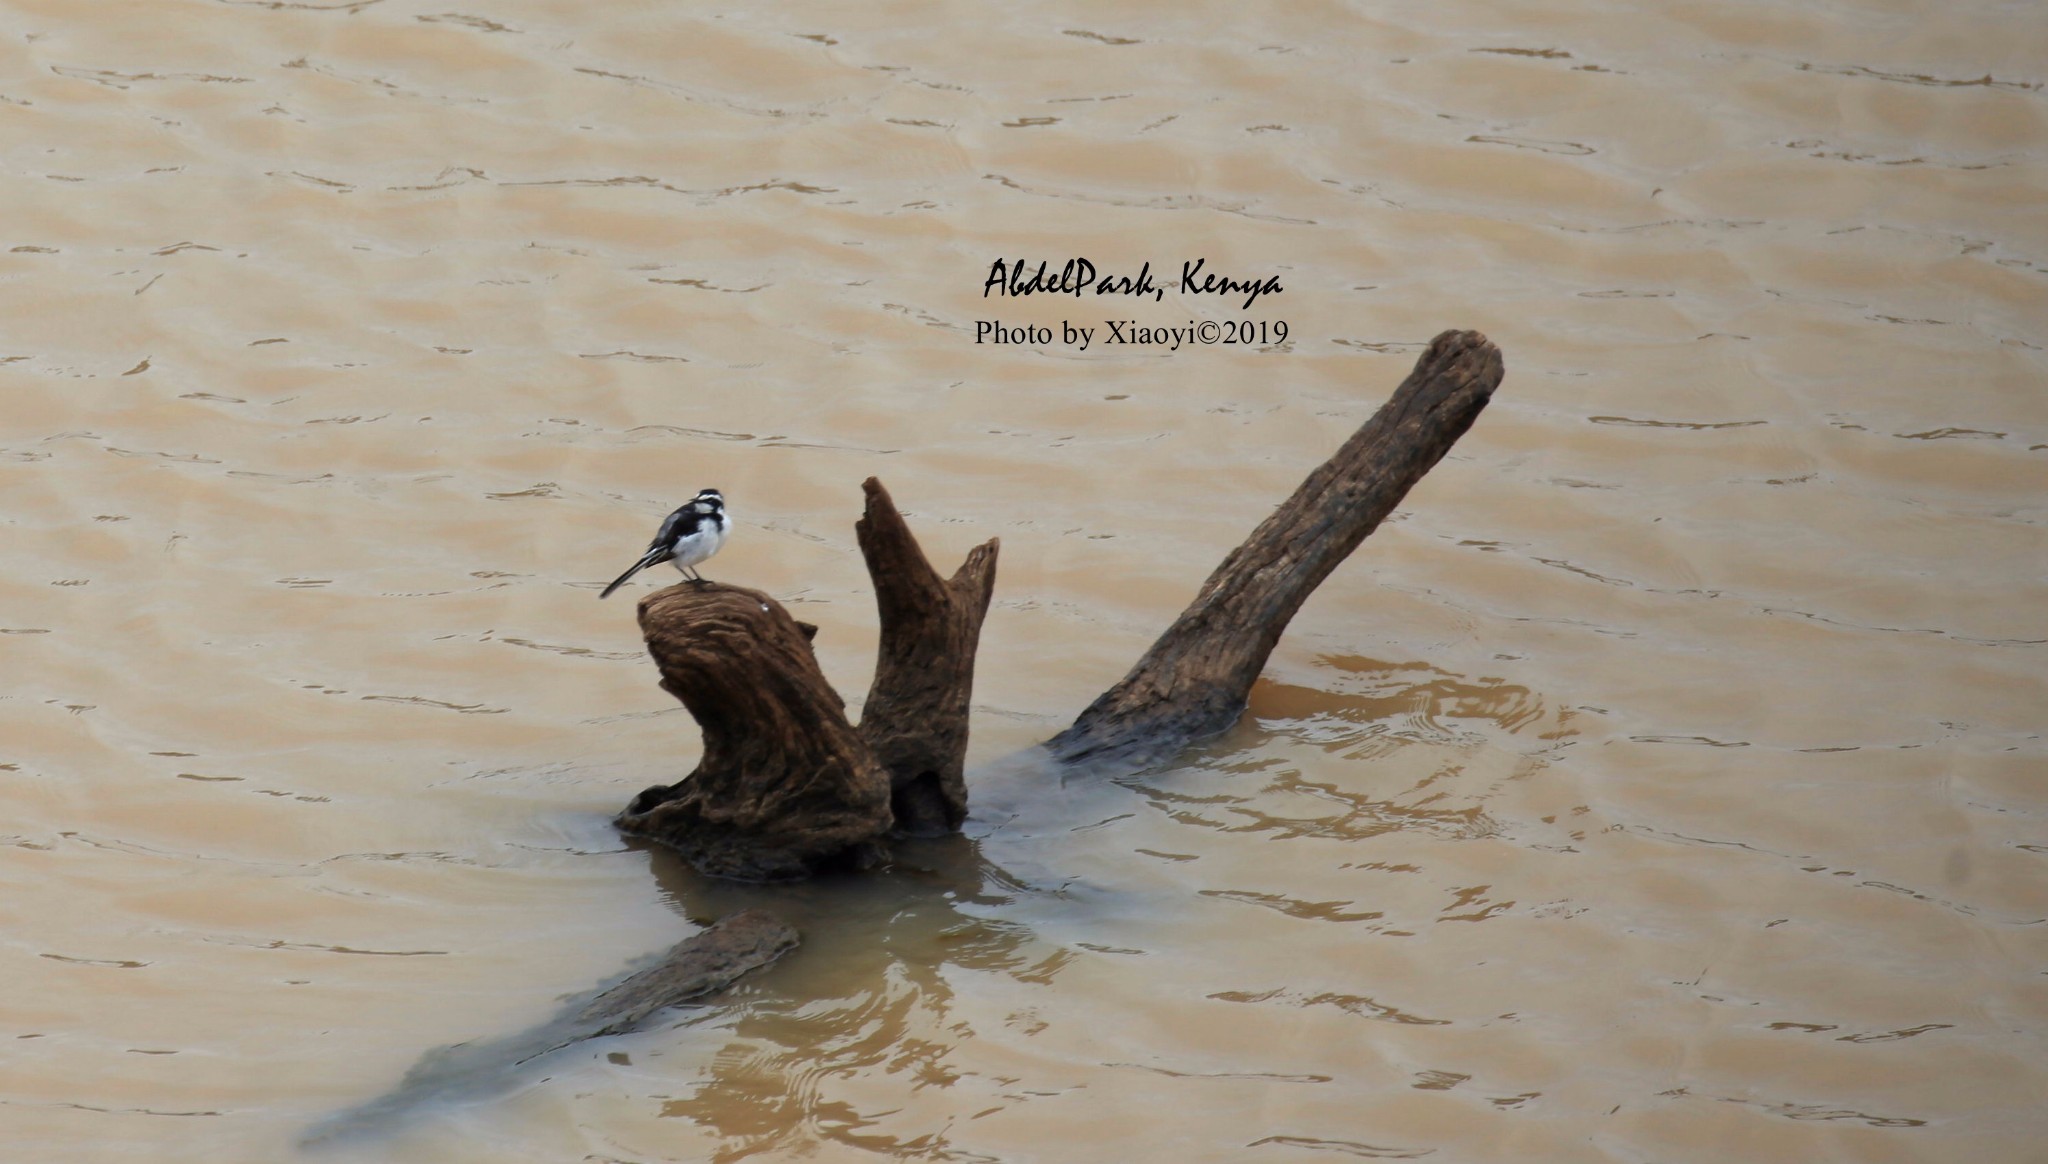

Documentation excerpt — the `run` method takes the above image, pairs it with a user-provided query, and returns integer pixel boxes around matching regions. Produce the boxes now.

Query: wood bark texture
[572,909,801,1035]
[1047,328,1505,767]
[854,477,1000,835]
[616,583,893,881]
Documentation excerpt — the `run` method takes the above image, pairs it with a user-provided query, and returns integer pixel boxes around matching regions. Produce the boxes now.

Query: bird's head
[692,488,724,513]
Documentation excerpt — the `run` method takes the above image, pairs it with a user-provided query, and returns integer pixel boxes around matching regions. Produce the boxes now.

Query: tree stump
[617,482,997,879]
[615,585,894,881]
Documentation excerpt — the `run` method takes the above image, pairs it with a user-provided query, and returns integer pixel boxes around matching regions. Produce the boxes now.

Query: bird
[599,488,729,598]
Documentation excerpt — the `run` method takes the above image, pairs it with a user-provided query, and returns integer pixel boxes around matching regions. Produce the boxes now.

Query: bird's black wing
[647,504,703,552]
[599,506,694,599]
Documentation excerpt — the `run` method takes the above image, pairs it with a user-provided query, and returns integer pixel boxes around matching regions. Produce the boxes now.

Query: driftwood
[1049,328,1505,766]
[617,482,997,880]
[307,910,798,1142]
[619,328,1503,878]
[311,330,1501,1139]
[310,328,1503,1145]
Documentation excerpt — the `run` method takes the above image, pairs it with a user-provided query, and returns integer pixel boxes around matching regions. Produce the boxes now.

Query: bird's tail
[599,548,670,599]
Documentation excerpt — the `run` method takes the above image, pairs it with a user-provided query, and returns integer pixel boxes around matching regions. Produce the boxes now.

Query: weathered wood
[571,909,800,1033]
[1047,329,1505,768]
[610,332,1499,879]
[854,477,999,835]
[306,910,799,1142]
[616,584,893,881]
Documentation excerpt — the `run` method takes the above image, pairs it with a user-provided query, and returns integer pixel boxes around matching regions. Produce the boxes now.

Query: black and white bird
[598,488,730,598]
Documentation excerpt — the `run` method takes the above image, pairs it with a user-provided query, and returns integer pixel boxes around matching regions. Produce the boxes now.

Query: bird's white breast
[668,509,728,571]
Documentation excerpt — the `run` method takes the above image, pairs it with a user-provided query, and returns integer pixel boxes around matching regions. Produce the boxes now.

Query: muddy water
[4,1,2044,1160]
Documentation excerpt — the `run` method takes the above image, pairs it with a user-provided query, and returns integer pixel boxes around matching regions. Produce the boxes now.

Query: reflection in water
[637,837,1050,1163]
[1209,987,1451,1028]
[612,665,1573,1159]
[1123,656,1575,846]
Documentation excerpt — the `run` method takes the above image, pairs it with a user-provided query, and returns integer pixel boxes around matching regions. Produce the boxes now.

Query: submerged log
[307,910,798,1142]
[616,585,893,881]
[1047,328,1505,767]
[570,908,800,1034]
[854,478,999,835]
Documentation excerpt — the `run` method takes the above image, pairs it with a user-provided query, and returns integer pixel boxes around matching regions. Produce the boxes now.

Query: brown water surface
[3,1,2045,1160]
